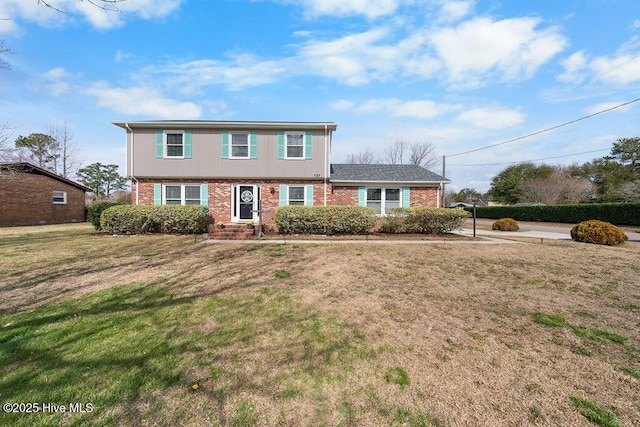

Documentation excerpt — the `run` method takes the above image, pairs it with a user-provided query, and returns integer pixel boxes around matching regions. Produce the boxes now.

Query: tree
[346,148,378,164]
[487,163,554,204]
[0,122,14,159]
[520,169,593,205]
[383,139,408,164]
[48,122,83,178]
[14,133,59,170]
[409,141,438,169]
[610,137,640,171]
[76,163,128,199]
[453,188,483,203]
[572,157,637,202]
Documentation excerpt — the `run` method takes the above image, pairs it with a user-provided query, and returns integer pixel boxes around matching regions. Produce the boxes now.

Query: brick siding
[0,170,86,226]
[133,180,441,228]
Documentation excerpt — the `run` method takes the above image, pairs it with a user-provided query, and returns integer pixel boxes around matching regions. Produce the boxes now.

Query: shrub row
[100,205,208,234]
[380,208,470,234]
[467,203,640,226]
[88,202,121,230]
[275,206,377,235]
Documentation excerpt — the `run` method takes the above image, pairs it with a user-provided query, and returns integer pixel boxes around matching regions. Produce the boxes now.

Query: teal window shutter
[200,184,208,206]
[222,131,229,159]
[403,186,410,207]
[277,132,285,159]
[156,131,164,158]
[358,187,366,207]
[305,185,314,206]
[153,184,162,205]
[279,185,287,206]
[305,132,313,160]
[184,131,192,159]
[249,132,257,159]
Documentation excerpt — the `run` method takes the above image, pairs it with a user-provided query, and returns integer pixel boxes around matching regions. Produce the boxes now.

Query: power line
[445,97,640,158]
[448,147,610,167]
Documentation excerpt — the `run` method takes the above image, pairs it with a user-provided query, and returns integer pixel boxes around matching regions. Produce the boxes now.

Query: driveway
[460,218,640,242]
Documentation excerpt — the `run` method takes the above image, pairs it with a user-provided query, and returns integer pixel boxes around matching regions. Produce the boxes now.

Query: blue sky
[1,0,639,192]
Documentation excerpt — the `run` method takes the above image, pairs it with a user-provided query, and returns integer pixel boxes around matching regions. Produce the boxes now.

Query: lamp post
[472,199,477,239]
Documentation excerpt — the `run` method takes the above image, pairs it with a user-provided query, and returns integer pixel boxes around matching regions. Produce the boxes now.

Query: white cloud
[430,17,567,87]
[437,0,474,23]
[456,106,524,129]
[0,0,184,32]
[584,101,633,115]
[84,82,202,118]
[557,39,640,86]
[37,67,77,96]
[332,98,453,119]
[557,51,588,83]
[329,99,355,110]
[274,0,405,19]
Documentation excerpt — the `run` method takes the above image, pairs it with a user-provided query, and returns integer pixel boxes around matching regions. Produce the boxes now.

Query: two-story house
[113,120,449,228]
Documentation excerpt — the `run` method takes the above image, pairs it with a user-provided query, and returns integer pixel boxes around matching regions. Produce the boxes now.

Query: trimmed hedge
[100,205,208,234]
[381,208,470,234]
[466,203,640,226]
[570,220,628,246]
[275,206,377,235]
[88,202,120,230]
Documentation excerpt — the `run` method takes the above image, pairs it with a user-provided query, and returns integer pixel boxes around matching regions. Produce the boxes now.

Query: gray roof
[0,162,91,192]
[330,164,449,183]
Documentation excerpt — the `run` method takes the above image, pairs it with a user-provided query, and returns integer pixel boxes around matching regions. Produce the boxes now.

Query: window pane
[166,133,183,144]
[185,186,200,200]
[167,145,183,157]
[165,200,181,205]
[232,133,248,145]
[367,188,381,201]
[165,186,181,199]
[289,186,304,201]
[287,146,303,158]
[184,200,200,205]
[386,189,400,201]
[287,133,303,146]
[232,146,249,157]
[367,201,381,214]
[289,200,304,206]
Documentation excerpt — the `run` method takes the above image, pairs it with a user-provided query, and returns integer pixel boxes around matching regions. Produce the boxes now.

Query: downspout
[124,123,139,205]
[323,124,328,207]
[437,183,442,208]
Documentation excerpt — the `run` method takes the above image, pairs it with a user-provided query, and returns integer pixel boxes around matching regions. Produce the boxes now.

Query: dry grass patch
[0,225,638,426]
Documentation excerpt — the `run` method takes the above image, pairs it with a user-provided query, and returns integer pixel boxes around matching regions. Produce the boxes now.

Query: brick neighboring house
[112,120,449,228]
[0,162,90,226]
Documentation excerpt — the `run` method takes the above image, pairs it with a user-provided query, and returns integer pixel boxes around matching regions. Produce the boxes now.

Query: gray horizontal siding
[128,129,327,179]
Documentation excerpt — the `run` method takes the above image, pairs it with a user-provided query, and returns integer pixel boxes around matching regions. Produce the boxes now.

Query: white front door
[232,184,260,223]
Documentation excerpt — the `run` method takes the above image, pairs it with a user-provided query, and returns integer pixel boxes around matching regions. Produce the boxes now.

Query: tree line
[449,137,640,205]
[0,122,128,200]
[345,139,439,170]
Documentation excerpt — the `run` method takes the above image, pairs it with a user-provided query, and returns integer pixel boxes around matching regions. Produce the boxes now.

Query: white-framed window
[53,191,67,204]
[287,186,305,205]
[285,132,304,159]
[164,184,201,205]
[366,188,401,215]
[231,132,249,159]
[165,131,184,158]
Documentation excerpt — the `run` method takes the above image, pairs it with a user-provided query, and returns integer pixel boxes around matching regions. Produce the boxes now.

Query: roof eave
[330,179,450,186]
[112,120,338,131]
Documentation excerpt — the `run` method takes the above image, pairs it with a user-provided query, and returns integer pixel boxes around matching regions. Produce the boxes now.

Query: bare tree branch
[346,148,378,164]
[383,139,408,164]
[48,122,84,178]
[0,40,13,70]
[37,0,124,13]
[409,141,438,169]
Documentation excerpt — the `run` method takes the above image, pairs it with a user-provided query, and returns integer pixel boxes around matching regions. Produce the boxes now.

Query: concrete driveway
[460,218,640,242]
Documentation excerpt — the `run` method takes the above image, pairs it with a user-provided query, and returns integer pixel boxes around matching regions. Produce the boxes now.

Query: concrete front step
[209,224,255,240]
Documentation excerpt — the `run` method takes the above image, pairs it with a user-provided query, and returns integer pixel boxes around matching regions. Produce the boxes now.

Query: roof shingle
[330,163,448,183]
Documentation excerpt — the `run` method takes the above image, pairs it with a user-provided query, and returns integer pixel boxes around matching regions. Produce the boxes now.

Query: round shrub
[87,202,120,230]
[570,220,628,246]
[492,218,519,231]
